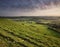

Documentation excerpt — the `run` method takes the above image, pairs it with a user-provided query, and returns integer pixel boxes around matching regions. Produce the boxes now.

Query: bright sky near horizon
[0,6,60,16]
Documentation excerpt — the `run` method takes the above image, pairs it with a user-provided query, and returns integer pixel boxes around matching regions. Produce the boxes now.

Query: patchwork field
[0,18,60,47]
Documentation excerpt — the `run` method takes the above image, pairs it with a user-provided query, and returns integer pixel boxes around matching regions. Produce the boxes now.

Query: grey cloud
[0,0,60,9]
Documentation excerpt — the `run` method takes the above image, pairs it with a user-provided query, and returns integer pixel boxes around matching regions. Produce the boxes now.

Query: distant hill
[0,16,60,20]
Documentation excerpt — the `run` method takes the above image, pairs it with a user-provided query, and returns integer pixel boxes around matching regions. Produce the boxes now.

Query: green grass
[0,18,60,47]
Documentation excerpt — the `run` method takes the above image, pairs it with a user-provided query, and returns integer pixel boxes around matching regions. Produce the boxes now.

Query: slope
[0,18,60,47]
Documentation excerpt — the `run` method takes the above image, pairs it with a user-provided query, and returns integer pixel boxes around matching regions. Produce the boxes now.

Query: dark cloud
[0,0,60,9]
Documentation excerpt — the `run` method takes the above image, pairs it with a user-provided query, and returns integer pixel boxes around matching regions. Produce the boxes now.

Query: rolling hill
[0,18,60,47]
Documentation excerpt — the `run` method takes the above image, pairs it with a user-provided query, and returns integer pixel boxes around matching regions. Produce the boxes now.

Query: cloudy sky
[0,0,60,16]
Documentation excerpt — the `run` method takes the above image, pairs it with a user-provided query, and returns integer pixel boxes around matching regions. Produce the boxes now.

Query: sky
[0,0,60,16]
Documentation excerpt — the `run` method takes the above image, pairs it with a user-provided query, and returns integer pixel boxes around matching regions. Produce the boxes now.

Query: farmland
[0,16,60,47]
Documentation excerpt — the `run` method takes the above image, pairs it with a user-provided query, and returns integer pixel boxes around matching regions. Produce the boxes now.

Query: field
[0,17,60,47]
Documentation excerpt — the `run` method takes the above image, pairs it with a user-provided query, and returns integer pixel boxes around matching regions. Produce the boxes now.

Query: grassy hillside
[0,18,60,47]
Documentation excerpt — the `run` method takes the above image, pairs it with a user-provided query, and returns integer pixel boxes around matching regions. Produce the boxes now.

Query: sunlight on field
[0,18,60,47]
